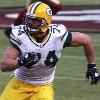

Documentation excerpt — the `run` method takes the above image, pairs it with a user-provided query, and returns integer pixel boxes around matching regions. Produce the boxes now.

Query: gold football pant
[0,76,54,100]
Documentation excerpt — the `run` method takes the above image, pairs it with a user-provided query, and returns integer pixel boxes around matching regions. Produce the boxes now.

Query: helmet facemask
[25,14,48,35]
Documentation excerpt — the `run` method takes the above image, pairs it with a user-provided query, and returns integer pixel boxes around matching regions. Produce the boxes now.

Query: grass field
[0,0,100,99]
[0,30,100,99]
[0,0,100,7]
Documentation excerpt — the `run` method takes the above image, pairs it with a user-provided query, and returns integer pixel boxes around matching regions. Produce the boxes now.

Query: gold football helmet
[25,2,52,35]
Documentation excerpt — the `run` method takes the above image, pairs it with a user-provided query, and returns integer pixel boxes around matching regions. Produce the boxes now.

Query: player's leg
[0,76,33,100]
[30,84,54,100]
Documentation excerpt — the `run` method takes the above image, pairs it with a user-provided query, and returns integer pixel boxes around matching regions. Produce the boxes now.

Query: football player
[0,2,99,100]
[4,0,62,38]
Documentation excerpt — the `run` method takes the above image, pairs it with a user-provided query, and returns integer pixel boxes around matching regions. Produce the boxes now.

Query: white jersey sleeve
[10,25,26,53]
[10,25,24,43]
[50,24,72,48]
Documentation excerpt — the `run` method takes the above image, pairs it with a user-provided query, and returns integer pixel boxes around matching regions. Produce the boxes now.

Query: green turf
[0,0,26,8]
[0,29,100,99]
[60,0,100,5]
[0,29,11,94]
[0,0,100,7]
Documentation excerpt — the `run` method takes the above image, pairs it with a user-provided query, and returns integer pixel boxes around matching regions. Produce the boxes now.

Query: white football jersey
[10,24,72,85]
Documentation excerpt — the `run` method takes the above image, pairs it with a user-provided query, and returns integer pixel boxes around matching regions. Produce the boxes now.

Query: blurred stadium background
[0,0,100,100]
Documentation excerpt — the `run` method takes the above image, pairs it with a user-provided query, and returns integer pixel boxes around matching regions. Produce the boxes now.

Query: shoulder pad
[12,25,26,37]
[10,25,26,45]
[50,24,67,37]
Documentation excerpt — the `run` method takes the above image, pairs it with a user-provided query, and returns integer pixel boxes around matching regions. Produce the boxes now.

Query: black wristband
[88,64,96,69]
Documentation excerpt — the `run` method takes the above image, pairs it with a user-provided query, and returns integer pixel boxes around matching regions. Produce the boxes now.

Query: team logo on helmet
[46,8,52,16]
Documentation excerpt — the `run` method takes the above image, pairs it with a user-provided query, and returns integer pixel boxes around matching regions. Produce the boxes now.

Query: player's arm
[0,44,40,71]
[71,32,99,85]
[71,32,95,64]
[0,46,20,72]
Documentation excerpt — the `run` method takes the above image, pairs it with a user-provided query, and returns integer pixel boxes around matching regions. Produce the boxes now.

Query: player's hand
[86,64,99,85]
[18,52,40,68]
